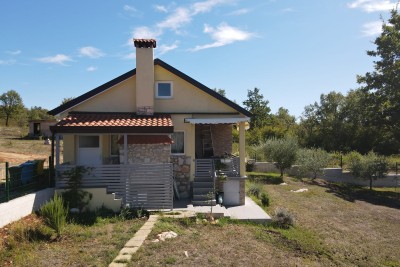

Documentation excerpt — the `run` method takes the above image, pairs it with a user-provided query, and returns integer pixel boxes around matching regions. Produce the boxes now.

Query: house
[28,119,56,138]
[48,39,251,211]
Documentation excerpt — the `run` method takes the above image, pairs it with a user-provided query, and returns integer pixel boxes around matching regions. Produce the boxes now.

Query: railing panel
[56,163,173,209]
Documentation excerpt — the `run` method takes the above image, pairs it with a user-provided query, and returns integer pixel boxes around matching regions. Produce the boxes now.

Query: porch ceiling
[50,112,173,134]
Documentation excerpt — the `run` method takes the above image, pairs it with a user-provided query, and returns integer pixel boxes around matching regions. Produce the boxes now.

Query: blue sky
[0,0,396,118]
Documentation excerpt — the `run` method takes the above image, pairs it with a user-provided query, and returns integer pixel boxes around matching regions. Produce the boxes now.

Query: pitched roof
[48,58,251,117]
[50,112,173,134]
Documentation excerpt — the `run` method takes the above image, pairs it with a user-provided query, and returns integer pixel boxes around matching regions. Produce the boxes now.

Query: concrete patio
[172,196,271,223]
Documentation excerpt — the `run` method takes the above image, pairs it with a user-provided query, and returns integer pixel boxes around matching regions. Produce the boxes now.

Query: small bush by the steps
[260,192,270,207]
[247,183,262,198]
[272,207,295,229]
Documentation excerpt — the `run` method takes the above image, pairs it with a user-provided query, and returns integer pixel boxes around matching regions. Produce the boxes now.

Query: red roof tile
[117,135,173,145]
[52,113,173,134]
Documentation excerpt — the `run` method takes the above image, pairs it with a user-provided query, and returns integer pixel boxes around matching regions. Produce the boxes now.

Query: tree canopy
[0,90,24,126]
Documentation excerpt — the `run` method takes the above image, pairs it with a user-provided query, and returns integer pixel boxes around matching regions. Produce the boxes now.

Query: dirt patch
[0,152,48,165]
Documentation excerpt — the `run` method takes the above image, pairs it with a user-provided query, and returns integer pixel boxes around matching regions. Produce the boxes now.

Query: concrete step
[193,181,214,188]
[192,199,216,206]
[193,187,214,195]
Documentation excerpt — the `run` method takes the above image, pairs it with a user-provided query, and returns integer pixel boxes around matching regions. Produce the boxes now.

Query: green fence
[0,157,54,203]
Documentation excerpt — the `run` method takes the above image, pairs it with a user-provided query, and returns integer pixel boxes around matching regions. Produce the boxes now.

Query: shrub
[264,136,298,177]
[247,183,262,198]
[39,193,68,237]
[296,148,331,179]
[348,151,388,190]
[260,192,269,207]
[60,166,93,211]
[246,161,255,172]
[118,206,149,220]
[272,207,295,228]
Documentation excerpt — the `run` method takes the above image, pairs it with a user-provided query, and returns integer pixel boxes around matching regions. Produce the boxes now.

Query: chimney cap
[134,39,157,48]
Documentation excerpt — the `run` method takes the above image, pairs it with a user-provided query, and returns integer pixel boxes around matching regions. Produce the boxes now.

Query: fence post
[49,156,54,187]
[5,162,10,202]
[340,155,343,169]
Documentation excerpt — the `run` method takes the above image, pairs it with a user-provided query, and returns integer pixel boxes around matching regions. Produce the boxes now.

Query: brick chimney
[134,39,156,115]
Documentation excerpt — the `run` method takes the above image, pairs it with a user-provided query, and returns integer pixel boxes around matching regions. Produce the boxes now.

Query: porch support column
[239,121,246,177]
[55,134,60,167]
[124,134,128,165]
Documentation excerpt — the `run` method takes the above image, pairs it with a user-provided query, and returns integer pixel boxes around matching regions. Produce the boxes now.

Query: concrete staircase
[192,159,216,206]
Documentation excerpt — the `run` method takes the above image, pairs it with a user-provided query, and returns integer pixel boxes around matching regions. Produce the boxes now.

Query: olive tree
[296,148,331,179]
[348,151,388,190]
[264,136,298,177]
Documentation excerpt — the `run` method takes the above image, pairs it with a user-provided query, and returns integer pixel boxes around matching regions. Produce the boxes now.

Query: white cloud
[6,50,21,55]
[123,5,137,12]
[124,52,136,60]
[228,8,250,16]
[362,20,383,36]
[0,59,16,65]
[157,7,192,30]
[191,23,254,51]
[191,0,233,15]
[348,0,396,12]
[36,54,73,65]
[154,5,168,13]
[132,26,162,40]
[282,7,295,13]
[158,41,179,55]
[86,66,97,72]
[79,46,105,58]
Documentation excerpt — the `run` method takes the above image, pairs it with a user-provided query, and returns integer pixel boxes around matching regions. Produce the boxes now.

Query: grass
[129,178,400,266]
[247,172,283,184]
[0,212,145,266]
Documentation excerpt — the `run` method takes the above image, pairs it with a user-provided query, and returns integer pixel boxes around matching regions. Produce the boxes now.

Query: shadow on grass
[247,172,284,184]
[307,180,400,210]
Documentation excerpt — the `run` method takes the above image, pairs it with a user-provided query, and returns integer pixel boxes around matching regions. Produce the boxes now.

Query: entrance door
[78,135,101,165]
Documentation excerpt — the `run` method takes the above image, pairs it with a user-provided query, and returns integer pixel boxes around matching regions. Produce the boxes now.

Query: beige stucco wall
[63,134,75,164]
[154,66,240,114]
[71,76,136,113]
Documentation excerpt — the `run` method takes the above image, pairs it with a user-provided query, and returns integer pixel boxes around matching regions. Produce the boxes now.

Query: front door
[78,135,101,165]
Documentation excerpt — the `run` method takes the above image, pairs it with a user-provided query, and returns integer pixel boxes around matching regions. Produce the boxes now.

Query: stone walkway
[109,215,159,267]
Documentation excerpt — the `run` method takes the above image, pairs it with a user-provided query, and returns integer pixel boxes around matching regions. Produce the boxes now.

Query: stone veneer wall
[120,144,170,164]
[211,124,232,157]
[170,155,191,199]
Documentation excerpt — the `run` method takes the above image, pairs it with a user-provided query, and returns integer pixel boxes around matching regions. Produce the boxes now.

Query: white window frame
[171,131,185,155]
[155,81,173,99]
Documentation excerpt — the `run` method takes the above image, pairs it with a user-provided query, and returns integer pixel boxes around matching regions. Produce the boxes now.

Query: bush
[348,151,388,190]
[246,161,255,172]
[118,206,149,220]
[296,148,331,179]
[260,192,269,207]
[264,136,298,177]
[247,183,262,198]
[39,194,68,237]
[272,207,295,228]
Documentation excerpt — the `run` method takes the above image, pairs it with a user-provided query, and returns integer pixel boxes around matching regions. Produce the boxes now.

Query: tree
[348,152,388,190]
[357,9,400,154]
[243,88,271,129]
[28,106,54,120]
[296,148,331,179]
[263,136,298,177]
[61,97,75,105]
[213,88,226,97]
[0,90,24,126]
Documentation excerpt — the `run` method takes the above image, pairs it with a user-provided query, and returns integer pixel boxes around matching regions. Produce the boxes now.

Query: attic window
[156,82,173,98]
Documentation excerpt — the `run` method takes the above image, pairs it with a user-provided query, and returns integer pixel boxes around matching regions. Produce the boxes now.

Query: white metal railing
[56,163,173,209]
[195,157,240,178]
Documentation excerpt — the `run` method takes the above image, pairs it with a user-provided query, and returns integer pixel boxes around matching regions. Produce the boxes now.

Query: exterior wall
[121,143,170,164]
[62,134,75,164]
[70,76,136,114]
[154,66,240,114]
[136,47,154,110]
[0,188,55,228]
[55,188,121,212]
[29,120,56,138]
[101,134,110,163]
[211,124,232,157]
[171,155,191,198]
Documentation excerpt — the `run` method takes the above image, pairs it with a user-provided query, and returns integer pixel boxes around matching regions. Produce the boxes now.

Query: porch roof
[50,112,174,134]
[184,117,250,124]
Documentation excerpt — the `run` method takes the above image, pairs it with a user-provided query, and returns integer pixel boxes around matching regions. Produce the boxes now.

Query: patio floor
[172,196,271,223]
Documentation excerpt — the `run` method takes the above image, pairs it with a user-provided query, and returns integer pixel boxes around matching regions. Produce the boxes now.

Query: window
[79,136,99,148]
[171,132,184,154]
[156,82,173,98]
